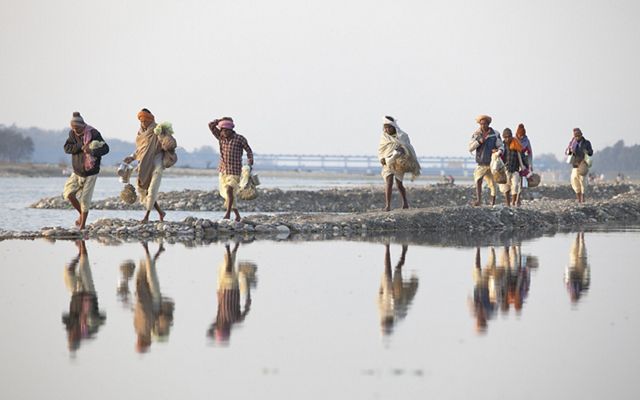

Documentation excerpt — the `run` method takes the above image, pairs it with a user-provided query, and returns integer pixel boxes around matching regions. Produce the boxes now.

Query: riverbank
[31,183,637,212]
[4,184,639,244]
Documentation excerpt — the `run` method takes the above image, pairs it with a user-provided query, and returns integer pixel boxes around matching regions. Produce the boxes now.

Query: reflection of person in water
[208,242,257,344]
[61,240,106,352]
[117,259,136,308]
[565,232,590,303]
[378,244,419,336]
[134,241,174,353]
[470,247,497,333]
[499,245,531,313]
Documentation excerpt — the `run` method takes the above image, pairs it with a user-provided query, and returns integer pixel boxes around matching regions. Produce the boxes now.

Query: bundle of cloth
[377,117,421,180]
[238,165,259,200]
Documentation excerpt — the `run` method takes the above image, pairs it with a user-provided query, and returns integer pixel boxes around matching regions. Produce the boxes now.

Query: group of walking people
[63,110,253,229]
[63,111,594,229]
[378,114,593,210]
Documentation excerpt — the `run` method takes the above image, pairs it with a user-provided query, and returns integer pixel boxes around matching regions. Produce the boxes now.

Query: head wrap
[217,119,235,130]
[475,115,492,124]
[70,112,85,127]
[515,123,526,138]
[137,109,155,123]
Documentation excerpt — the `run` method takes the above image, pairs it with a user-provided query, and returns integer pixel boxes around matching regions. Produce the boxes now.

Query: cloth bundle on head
[475,115,492,124]
[137,109,155,123]
[70,112,85,127]
[217,119,235,130]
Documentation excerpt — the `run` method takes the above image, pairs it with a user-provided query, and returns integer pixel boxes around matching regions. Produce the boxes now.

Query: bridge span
[253,154,477,176]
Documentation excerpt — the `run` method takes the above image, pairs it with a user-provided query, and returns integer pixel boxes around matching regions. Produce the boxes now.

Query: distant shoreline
[0,161,472,181]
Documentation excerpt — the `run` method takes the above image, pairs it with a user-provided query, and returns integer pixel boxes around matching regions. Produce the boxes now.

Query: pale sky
[1,0,638,158]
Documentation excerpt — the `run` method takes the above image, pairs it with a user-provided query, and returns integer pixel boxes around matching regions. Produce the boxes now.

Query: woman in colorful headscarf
[124,108,176,223]
[515,123,532,205]
[377,116,420,211]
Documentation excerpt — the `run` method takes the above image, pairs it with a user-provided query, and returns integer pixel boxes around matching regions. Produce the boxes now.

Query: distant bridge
[253,154,478,176]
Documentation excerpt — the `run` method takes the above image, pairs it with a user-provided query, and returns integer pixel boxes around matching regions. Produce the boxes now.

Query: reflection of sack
[162,150,177,169]
[527,173,541,187]
[493,169,507,184]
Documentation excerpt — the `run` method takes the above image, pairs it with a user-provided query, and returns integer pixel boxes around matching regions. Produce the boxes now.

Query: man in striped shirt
[209,117,254,221]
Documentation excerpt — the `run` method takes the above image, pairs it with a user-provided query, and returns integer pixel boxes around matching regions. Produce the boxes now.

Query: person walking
[565,128,593,203]
[468,115,503,206]
[377,116,420,211]
[208,117,254,221]
[63,112,110,229]
[515,123,532,205]
[124,108,176,223]
[499,128,523,207]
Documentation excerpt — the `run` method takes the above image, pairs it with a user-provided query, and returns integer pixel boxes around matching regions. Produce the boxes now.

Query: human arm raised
[208,119,221,140]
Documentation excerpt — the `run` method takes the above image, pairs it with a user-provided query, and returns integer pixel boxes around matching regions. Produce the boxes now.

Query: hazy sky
[1,0,638,158]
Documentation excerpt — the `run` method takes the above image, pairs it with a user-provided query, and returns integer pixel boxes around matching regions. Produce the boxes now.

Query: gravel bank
[30,183,637,212]
[3,185,639,244]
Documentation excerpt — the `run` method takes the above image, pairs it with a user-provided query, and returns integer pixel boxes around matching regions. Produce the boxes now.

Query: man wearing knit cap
[63,112,110,229]
[208,117,254,221]
[468,115,504,206]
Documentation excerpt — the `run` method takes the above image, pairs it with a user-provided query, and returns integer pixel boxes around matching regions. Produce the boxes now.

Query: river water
[0,231,639,399]
[0,175,441,231]
[1,176,639,398]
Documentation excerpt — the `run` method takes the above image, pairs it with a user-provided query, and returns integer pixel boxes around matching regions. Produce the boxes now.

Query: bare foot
[234,215,241,222]
[222,214,230,220]
[141,218,149,224]
[383,206,390,212]
[75,218,81,227]
[402,204,409,209]
[159,210,166,222]
[472,200,480,207]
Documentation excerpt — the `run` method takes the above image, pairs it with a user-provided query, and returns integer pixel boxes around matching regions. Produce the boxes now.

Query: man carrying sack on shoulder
[565,128,593,203]
[124,108,177,223]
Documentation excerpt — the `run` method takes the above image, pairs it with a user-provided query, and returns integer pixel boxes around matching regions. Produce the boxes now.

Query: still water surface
[1,231,638,399]
[0,176,430,231]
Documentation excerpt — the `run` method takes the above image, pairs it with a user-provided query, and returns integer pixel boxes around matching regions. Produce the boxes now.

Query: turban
[137,109,155,123]
[475,115,492,124]
[217,119,235,130]
[70,111,85,127]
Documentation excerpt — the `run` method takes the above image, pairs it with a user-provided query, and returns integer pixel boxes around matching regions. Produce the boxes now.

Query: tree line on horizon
[0,124,219,169]
[1,124,639,176]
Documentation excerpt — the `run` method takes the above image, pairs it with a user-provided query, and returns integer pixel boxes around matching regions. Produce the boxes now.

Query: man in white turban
[377,116,421,211]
